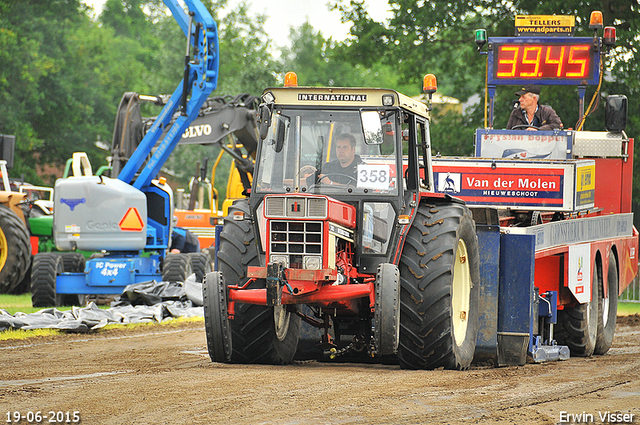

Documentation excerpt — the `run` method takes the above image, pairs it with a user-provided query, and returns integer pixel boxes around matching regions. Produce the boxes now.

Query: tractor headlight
[270,255,289,267]
[304,256,322,270]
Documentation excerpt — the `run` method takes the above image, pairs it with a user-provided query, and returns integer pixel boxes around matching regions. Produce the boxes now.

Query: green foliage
[279,21,415,93]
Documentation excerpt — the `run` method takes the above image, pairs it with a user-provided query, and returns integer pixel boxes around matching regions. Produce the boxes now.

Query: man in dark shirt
[319,133,362,185]
[506,85,563,131]
[170,227,200,253]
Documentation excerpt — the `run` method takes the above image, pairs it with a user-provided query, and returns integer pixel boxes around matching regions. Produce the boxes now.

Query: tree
[279,21,414,93]
[0,0,108,184]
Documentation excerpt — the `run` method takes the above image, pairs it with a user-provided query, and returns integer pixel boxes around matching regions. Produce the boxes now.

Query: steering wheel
[510,124,540,130]
[319,173,358,186]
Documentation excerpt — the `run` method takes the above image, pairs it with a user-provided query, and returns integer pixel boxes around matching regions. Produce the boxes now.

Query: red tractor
[204,75,481,369]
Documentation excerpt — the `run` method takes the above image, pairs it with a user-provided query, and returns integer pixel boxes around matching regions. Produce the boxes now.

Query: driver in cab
[319,133,362,185]
[506,84,562,131]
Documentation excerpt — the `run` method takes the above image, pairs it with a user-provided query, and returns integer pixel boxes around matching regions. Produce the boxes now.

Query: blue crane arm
[117,0,219,189]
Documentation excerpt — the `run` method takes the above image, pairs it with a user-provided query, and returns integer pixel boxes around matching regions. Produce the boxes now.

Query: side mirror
[258,104,272,140]
[361,110,383,145]
[605,95,627,133]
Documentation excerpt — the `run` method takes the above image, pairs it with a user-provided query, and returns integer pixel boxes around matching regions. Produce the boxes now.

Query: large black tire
[0,204,31,294]
[398,201,480,370]
[31,252,63,307]
[594,253,618,355]
[203,271,232,362]
[556,260,599,357]
[10,260,32,295]
[374,263,400,355]
[189,252,212,282]
[60,252,86,273]
[162,253,193,283]
[217,200,300,364]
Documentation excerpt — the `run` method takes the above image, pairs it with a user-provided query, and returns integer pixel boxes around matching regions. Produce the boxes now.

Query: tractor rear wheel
[189,252,211,282]
[374,263,400,355]
[556,261,599,357]
[203,271,232,362]
[217,200,300,364]
[594,253,618,355]
[162,253,193,282]
[31,252,63,307]
[398,201,480,370]
[0,204,31,294]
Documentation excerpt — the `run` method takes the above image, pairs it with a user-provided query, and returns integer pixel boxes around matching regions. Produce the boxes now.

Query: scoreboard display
[488,37,600,85]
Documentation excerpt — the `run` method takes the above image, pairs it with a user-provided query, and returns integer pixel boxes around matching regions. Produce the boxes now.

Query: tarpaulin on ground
[0,275,204,333]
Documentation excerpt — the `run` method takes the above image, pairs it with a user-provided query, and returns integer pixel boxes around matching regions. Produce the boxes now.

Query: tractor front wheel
[374,263,400,355]
[203,271,232,362]
[216,200,300,364]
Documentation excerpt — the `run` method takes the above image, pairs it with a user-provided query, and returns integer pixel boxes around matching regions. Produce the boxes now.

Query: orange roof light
[589,11,603,30]
[423,74,437,94]
[284,71,298,87]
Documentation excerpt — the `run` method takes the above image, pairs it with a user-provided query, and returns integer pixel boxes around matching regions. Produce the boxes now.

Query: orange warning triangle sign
[119,207,145,231]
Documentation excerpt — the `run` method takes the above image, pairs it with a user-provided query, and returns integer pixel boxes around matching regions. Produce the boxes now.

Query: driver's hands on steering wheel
[317,173,357,186]
[511,124,539,131]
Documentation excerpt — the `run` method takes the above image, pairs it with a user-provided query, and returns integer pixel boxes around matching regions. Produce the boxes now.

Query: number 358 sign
[357,164,391,190]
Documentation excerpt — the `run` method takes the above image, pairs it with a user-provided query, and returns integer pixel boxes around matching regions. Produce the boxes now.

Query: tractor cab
[250,79,434,273]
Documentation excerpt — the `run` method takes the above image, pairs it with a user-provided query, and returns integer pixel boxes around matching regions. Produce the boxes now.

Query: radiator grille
[270,221,322,267]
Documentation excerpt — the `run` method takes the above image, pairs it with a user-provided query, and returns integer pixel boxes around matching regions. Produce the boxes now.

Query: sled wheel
[556,260,599,357]
[203,271,232,362]
[594,253,618,355]
[189,252,212,282]
[162,253,193,282]
[0,204,31,294]
[217,200,300,364]
[31,252,64,307]
[374,263,401,355]
[398,201,480,370]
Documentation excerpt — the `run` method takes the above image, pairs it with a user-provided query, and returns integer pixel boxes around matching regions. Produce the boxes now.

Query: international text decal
[298,94,367,102]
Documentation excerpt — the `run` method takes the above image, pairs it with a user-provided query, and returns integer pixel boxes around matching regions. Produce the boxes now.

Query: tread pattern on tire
[31,252,63,307]
[203,271,232,362]
[398,201,480,370]
[217,200,300,364]
[0,204,32,294]
[162,253,193,283]
[189,252,211,282]
[60,252,86,273]
[374,263,400,356]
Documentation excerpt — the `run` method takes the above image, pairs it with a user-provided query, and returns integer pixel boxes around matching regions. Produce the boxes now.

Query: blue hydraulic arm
[117,0,219,190]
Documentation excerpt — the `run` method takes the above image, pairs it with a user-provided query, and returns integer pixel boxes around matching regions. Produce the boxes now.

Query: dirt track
[1,316,639,424]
